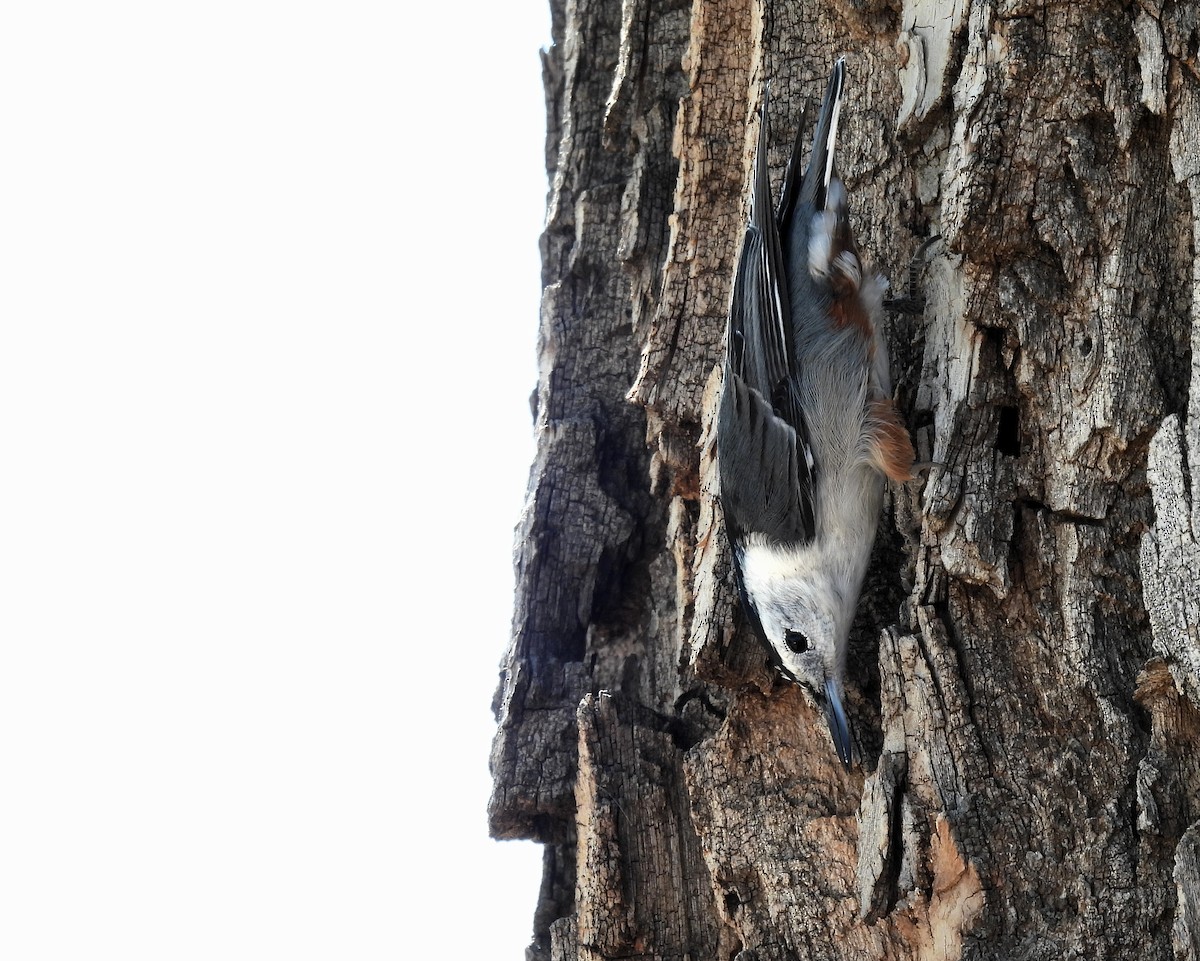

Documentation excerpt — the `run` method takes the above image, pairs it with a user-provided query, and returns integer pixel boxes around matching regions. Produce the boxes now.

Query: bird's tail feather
[794,58,846,214]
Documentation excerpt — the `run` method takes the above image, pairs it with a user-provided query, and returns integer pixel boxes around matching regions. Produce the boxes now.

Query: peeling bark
[492,1,1200,958]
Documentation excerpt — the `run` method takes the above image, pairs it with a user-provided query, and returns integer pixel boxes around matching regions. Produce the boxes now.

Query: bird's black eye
[784,629,809,654]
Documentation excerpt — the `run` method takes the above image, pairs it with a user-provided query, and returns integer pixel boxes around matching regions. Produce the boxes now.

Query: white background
[1,2,548,957]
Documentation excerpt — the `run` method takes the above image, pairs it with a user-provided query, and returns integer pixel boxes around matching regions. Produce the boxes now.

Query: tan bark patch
[922,815,984,961]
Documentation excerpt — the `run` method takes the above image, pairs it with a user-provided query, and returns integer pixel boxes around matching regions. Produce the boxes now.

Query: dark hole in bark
[996,405,1021,457]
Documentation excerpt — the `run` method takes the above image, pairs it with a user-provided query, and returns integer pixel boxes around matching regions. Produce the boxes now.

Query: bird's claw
[884,234,941,314]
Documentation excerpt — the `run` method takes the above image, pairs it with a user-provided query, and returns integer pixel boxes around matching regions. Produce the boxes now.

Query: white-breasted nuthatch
[717,60,915,770]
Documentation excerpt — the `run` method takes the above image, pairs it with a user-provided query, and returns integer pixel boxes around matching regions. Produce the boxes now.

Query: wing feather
[718,372,814,544]
[720,87,816,546]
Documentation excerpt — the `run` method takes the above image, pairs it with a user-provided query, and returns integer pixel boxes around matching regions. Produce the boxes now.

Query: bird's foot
[883,234,941,314]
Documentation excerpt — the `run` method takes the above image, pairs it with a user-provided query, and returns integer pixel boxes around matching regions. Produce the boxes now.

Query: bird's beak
[824,678,852,771]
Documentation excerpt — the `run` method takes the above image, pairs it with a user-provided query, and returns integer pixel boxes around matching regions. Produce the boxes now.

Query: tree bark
[490,2,1200,959]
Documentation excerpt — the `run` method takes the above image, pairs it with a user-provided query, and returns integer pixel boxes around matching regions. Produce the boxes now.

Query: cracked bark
[491,1,1200,959]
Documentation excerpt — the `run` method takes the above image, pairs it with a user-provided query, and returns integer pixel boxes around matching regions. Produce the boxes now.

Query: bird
[716,59,915,770]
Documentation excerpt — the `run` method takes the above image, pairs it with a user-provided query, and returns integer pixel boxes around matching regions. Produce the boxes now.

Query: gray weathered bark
[491,1,1200,958]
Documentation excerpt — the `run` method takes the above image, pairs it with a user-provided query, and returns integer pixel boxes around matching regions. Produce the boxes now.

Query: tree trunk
[490,1,1200,959]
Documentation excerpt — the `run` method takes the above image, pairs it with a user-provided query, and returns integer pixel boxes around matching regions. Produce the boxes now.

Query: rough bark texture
[491,2,1200,959]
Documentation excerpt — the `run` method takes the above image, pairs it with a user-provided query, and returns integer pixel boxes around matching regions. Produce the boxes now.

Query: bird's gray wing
[729,84,792,401]
[719,88,815,546]
[718,369,814,544]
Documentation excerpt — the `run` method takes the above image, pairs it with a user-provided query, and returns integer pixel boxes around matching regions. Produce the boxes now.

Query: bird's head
[736,551,854,769]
